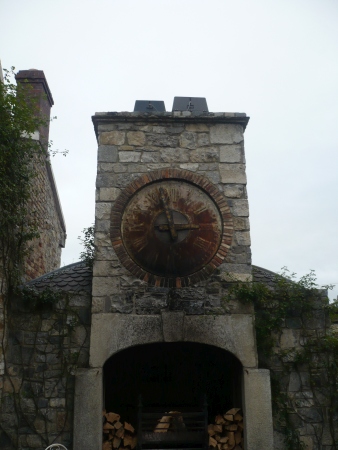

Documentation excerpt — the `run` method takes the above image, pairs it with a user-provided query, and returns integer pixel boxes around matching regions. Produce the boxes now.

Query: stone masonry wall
[92,112,252,316]
[24,154,66,281]
[0,266,91,450]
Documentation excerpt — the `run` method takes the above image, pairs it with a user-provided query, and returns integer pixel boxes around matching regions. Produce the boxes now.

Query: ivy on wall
[228,269,338,450]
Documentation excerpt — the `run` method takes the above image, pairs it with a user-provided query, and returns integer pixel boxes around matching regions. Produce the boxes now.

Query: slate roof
[24,262,278,293]
[25,262,92,293]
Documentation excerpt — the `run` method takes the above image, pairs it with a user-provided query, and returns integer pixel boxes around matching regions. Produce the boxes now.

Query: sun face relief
[121,180,222,278]
[110,170,233,288]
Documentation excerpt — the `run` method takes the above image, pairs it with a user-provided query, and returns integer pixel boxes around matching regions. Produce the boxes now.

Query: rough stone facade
[92,112,252,315]
[0,263,91,450]
[24,155,66,281]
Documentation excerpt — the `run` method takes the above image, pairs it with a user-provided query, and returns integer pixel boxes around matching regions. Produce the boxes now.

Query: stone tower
[74,103,274,449]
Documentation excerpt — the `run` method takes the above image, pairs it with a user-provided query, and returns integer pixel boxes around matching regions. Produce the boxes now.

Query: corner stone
[210,124,244,144]
[220,164,247,184]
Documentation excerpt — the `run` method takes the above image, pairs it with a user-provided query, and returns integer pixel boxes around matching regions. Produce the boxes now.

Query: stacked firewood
[102,411,137,450]
[154,412,186,432]
[208,408,244,450]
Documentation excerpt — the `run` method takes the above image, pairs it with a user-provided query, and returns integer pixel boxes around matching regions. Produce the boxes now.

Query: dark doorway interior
[104,342,242,427]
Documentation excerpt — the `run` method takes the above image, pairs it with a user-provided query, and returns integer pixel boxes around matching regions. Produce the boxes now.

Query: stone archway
[73,312,273,449]
[103,342,243,428]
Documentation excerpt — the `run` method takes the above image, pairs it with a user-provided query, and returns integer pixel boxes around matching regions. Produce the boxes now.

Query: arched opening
[104,342,242,428]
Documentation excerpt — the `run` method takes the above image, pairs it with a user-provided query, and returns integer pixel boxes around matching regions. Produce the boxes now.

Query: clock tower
[75,99,274,450]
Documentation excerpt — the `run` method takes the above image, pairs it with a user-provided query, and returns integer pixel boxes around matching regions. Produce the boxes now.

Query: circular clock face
[110,169,233,288]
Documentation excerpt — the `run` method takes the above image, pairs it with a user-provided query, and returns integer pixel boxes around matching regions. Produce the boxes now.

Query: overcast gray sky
[2,0,338,299]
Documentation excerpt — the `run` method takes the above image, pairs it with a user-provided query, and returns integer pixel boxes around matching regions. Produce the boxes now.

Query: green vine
[228,268,337,449]
[78,225,95,269]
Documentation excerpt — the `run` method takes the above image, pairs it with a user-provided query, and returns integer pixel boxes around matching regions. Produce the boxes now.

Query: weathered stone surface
[119,151,141,163]
[160,147,189,162]
[190,147,219,162]
[280,329,301,348]
[243,369,274,450]
[73,368,103,450]
[233,217,250,230]
[99,187,121,201]
[147,134,178,147]
[232,199,249,216]
[100,131,125,145]
[141,152,160,163]
[92,277,119,297]
[220,145,242,163]
[210,124,243,144]
[220,164,247,184]
[179,163,198,171]
[197,133,209,146]
[97,145,118,162]
[185,123,209,132]
[161,311,185,342]
[223,184,245,198]
[127,131,145,145]
[235,231,251,246]
[95,202,111,220]
[179,132,197,149]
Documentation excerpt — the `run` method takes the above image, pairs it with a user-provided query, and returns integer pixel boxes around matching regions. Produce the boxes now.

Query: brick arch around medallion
[110,168,234,288]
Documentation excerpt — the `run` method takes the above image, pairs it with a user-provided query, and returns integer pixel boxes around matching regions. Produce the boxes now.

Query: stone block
[119,151,141,163]
[141,152,160,163]
[233,217,250,230]
[223,184,245,198]
[127,131,145,146]
[95,202,111,220]
[97,145,118,162]
[220,145,242,162]
[180,163,198,171]
[232,199,249,217]
[235,231,251,246]
[190,147,219,162]
[288,371,301,391]
[220,164,247,184]
[197,133,209,146]
[185,123,209,132]
[243,369,274,450]
[93,260,114,277]
[210,124,243,144]
[99,187,121,201]
[179,132,197,149]
[160,147,189,162]
[161,311,185,342]
[92,277,119,297]
[280,329,301,348]
[73,368,103,450]
[147,134,178,147]
[99,131,125,145]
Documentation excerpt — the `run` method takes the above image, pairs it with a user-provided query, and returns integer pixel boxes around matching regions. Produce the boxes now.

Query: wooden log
[103,423,115,432]
[224,424,238,431]
[223,414,233,422]
[106,412,121,423]
[219,437,229,444]
[234,432,241,445]
[116,427,125,438]
[225,408,241,416]
[124,434,134,447]
[124,422,135,433]
[214,424,223,433]
[208,424,216,436]
[209,436,218,447]
[113,437,121,449]
[234,413,242,422]
[226,432,235,448]
[103,441,112,450]
[215,415,225,425]
[114,421,123,430]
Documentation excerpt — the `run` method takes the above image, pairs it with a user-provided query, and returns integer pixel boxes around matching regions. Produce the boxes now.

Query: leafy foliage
[228,269,337,449]
[78,225,95,269]
[0,67,49,292]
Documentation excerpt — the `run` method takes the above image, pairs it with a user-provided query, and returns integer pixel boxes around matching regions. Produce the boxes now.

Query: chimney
[15,69,54,149]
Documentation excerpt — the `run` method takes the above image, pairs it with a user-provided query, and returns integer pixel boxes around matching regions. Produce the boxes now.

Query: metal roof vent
[134,100,166,112]
[172,97,208,113]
